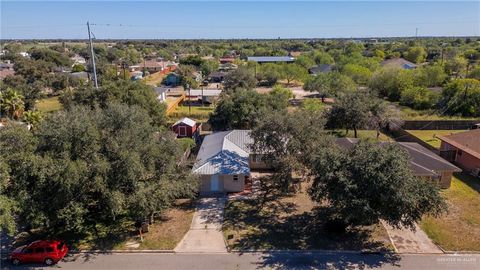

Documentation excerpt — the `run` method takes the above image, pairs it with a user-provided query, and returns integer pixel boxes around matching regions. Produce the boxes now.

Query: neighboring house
[130,71,143,81]
[19,52,30,58]
[132,59,177,73]
[247,56,295,64]
[308,64,333,75]
[220,57,236,64]
[0,61,15,80]
[70,71,90,81]
[0,69,15,80]
[154,87,169,102]
[219,63,237,72]
[209,71,226,83]
[165,73,181,86]
[187,89,222,104]
[337,138,461,188]
[70,54,86,65]
[192,130,267,194]
[172,117,200,138]
[381,58,417,69]
[438,129,480,177]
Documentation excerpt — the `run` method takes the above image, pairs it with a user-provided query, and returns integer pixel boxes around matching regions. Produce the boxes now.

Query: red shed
[172,117,198,138]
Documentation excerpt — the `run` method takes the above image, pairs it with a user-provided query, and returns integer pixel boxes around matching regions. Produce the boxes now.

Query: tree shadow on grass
[224,178,392,253]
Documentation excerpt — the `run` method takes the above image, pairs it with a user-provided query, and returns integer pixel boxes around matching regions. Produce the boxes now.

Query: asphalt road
[1,252,479,270]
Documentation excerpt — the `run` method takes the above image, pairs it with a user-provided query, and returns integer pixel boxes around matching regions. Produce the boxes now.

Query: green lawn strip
[168,105,214,122]
[397,105,479,120]
[420,173,480,251]
[36,96,63,113]
[405,130,467,149]
[330,129,391,141]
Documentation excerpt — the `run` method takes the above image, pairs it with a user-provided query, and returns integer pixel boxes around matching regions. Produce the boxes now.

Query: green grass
[12,200,194,251]
[397,104,479,120]
[331,129,392,141]
[420,173,480,251]
[169,105,214,122]
[36,96,63,113]
[406,130,467,149]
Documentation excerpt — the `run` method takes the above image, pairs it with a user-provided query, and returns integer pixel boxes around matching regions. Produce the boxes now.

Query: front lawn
[36,96,63,113]
[406,130,467,149]
[420,173,480,251]
[223,179,393,251]
[11,199,194,251]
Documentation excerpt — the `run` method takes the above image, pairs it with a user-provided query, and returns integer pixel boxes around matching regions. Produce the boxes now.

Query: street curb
[229,249,390,255]
[70,250,175,254]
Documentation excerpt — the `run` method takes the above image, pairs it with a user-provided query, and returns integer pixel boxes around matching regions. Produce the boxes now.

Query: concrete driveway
[383,222,443,253]
[174,197,227,253]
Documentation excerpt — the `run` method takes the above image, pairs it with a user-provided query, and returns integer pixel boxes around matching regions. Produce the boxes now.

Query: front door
[210,175,219,192]
[178,126,187,137]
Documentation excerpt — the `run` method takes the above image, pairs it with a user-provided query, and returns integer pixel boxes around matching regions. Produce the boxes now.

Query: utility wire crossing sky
[1,1,479,39]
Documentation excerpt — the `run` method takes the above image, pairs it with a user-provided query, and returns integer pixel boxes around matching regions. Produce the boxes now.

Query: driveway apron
[174,197,227,253]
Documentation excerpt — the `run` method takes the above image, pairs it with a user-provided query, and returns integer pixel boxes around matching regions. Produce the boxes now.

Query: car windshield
[57,242,65,250]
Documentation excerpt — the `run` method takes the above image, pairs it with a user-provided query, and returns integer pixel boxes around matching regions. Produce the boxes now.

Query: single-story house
[192,130,268,194]
[154,87,170,102]
[247,56,295,64]
[308,64,333,75]
[69,71,90,81]
[187,89,222,104]
[381,58,417,69]
[165,73,181,86]
[337,138,461,188]
[220,57,236,64]
[70,54,86,65]
[131,59,177,73]
[209,71,226,83]
[172,117,201,139]
[438,129,480,177]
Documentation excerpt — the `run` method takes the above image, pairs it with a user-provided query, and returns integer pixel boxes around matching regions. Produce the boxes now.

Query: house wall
[198,174,245,194]
[440,142,480,173]
[439,171,454,189]
[172,123,196,138]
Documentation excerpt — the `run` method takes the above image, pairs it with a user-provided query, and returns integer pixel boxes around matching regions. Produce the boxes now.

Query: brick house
[438,129,480,177]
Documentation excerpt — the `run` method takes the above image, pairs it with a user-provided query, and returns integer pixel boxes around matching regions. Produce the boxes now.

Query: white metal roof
[192,130,253,175]
[173,117,196,127]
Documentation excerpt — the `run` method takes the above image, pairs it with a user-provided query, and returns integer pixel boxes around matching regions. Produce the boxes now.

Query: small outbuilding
[172,117,200,138]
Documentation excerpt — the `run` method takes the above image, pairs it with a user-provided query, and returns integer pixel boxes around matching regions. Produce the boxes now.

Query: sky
[1,1,479,39]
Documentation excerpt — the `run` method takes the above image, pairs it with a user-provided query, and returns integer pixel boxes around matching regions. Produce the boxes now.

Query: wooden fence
[166,93,185,115]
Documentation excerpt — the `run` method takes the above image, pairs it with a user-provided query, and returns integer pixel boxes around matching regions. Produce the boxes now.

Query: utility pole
[87,21,98,89]
[415,28,418,40]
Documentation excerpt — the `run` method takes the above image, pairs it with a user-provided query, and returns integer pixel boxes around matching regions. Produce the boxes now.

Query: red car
[10,240,68,266]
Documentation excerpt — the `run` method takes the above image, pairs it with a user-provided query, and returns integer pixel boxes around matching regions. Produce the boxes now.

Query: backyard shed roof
[173,117,196,127]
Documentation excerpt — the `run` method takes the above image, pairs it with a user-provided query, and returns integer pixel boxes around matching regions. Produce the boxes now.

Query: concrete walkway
[382,222,443,253]
[174,197,228,253]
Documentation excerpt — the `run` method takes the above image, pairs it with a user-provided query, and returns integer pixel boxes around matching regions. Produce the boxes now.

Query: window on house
[458,150,463,156]
[233,175,238,181]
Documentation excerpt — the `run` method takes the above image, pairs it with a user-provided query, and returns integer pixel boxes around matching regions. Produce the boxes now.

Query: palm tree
[23,110,43,129]
[0,89,25,120]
